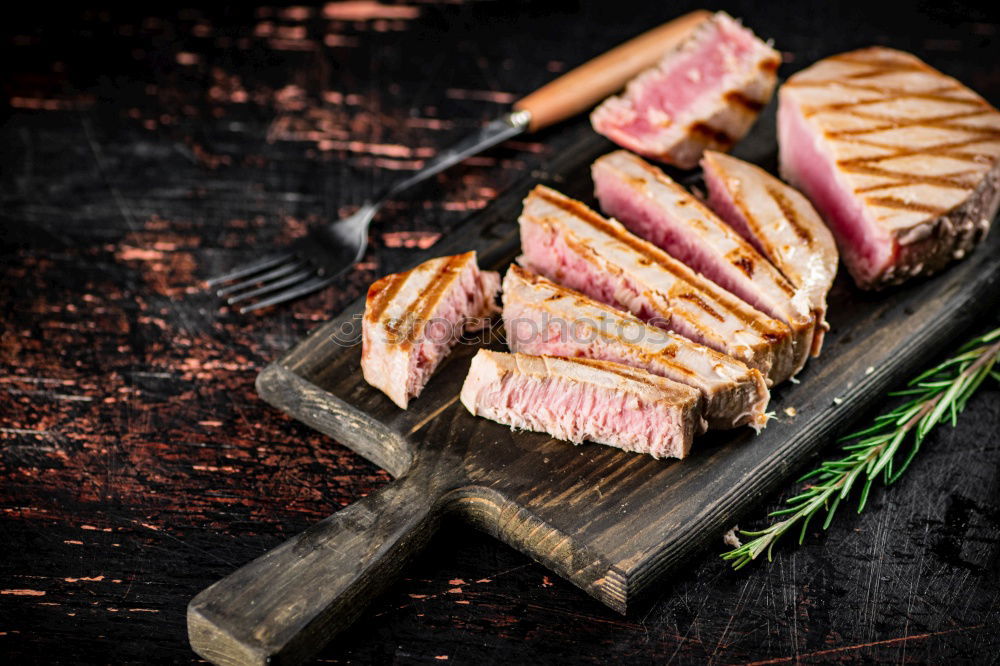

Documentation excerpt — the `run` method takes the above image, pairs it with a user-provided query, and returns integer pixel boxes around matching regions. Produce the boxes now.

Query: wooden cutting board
[187,115,1000,666]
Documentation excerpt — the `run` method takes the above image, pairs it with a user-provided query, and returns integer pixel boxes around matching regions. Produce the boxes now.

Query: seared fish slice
[593,150,814,376]
[591,12,780,169]
[702,150,838,355]
[461,350,703,460]
[362,251,500,408]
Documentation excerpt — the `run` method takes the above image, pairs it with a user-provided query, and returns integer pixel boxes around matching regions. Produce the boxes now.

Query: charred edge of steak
[870,159,1000,288]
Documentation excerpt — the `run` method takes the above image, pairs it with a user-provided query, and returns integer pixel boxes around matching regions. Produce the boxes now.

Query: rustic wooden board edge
[256,364,631,612]
[256,363,414,478]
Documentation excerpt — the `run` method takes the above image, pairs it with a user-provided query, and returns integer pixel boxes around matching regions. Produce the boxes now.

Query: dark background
[3,1,1000,663]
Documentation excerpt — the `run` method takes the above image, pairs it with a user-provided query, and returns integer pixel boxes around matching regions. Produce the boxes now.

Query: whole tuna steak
[779,47,1000,289]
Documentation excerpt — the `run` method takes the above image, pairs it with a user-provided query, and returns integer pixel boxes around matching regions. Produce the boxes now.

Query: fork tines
[206,252,335,314]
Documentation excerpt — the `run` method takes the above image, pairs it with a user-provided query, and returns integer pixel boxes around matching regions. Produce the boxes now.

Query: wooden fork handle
[514,10,711,132]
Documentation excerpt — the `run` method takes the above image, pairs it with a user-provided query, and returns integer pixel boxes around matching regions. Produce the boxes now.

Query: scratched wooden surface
[3,1,1000,664]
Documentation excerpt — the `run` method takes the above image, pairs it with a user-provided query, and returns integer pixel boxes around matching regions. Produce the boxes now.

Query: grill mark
[788,77,960,94]
[854,179,976,195]
[759,57,780,74]
[529,186,786,336]
[688,122,736,148]
[841,63,928,80]
[864,196,947,214]
[827,52,926,65]
[725,90,766,114]
[824,109,993,137]
[720,179,778,261]
[831,136,1000,163]
[801,88,983,115]
[366,272,407,321]
[399,254,469,341]
[674,292,724,321]
[842,163,980,192]
[565,356,691,395]
[732,255,754,278]
[766,186,814,244]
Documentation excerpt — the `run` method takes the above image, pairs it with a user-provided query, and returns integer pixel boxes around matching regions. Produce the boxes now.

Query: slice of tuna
[460,350,702,459]
[779,47,1000,289]
[362,251,500,408]
[702,150,839,355]
[502,265,769,430]
[591,12,781,169]
[518,185,795,385]
[593,150,815,375]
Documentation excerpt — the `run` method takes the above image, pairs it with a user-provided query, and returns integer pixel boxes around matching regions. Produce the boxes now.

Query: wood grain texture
[4,2,1000,664]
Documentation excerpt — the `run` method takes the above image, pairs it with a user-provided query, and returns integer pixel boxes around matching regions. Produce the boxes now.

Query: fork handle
[514,10,711,131]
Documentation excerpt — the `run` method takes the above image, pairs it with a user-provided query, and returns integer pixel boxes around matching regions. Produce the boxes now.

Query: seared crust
[520,185,797,384]
[887,157,999,285]
[701,150,839,355]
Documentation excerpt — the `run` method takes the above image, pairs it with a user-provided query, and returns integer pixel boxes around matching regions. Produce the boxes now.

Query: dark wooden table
[3,2,1000,663]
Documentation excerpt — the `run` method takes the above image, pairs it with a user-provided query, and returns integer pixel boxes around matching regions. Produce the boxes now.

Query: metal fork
[207,112,529,313]
[206,11,711,313]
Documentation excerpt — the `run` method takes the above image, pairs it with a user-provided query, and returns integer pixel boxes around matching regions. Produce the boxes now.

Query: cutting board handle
[188,460,444,666]
[514,10,711,131]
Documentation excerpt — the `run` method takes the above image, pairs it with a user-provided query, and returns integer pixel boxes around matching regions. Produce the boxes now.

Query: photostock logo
[329,313,364,346]
[327,311,677,349]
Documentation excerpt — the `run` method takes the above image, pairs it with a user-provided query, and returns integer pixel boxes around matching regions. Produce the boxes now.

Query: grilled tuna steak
[362,252,500,408]
[702,150,839,355]
[779,47,1000,289]
[591,12,780,169]
[593,150,814,375]
[461,350,703,459]
[502,265,770,430]
[518,185,795,384]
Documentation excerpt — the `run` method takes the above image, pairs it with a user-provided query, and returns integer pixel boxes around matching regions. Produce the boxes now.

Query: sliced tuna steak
[460,350,702,459]
[593,150,814,376]
[702,150,839,355]
[591,12,780,169]
[502,265,770,430]
[362,251,500,408]
[779,47,1000,289]
[518,185,796,385]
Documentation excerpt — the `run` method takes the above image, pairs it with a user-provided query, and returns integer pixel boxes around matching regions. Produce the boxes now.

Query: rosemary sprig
[722,326,1000,570]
